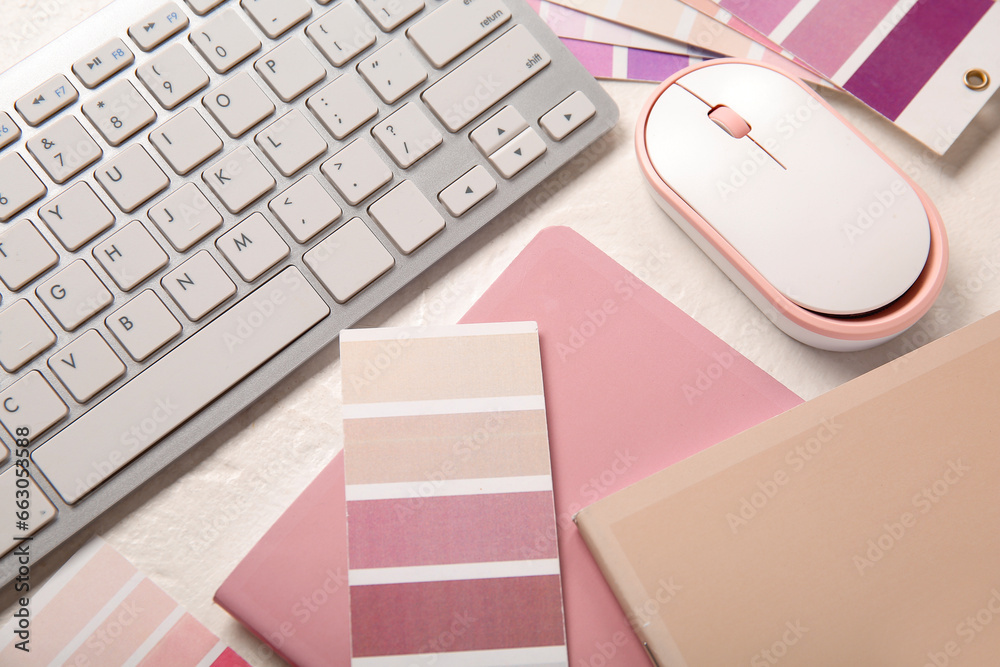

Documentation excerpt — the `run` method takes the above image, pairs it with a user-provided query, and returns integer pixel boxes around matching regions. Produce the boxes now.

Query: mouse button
[677,62,801,127]
[645,84,761,196]
[708,105,751,138]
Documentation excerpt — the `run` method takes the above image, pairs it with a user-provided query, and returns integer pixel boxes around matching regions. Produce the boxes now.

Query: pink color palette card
[340,322,569,666]
[0,538,249,666]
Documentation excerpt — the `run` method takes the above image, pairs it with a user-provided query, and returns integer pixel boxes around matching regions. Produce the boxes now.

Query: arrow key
[540,90,596,141]
[487,127,546,179]
[129,2,189,51]
[470,106,527,156]
[15,74,79,126]
[269,175,343,244]
[438,165,496,217]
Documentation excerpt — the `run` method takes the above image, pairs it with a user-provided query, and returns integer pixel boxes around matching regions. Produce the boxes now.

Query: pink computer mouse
[636,59,948,351]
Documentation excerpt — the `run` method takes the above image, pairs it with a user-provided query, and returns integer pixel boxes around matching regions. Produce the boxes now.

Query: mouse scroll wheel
[708,105,751,139]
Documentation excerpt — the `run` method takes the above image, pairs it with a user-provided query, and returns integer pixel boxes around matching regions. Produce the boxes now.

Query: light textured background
[3,1,1000,665]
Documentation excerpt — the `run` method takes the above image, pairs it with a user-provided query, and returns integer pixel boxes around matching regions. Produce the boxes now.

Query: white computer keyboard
[0,0,617,582]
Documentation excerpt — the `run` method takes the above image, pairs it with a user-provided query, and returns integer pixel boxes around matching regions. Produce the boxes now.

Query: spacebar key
[33,267,330,504]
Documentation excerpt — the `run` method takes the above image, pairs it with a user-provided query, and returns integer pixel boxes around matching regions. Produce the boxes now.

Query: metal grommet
[964,68,990,91]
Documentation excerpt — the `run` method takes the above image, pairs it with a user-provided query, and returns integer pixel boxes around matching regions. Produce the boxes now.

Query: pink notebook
[216,226,800,665]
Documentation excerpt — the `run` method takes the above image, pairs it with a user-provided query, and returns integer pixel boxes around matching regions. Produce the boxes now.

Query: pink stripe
[720,0,800,35]
[350,576,566,657]
[782,0,900,76]
[211,647,253,666]
[348,491,557,569]
[560,39,613,78]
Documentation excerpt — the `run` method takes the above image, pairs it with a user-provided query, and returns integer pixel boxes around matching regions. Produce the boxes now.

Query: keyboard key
[184,0,226,15]
[149,108,223,175]
[321,140,392,206]
[369,180,444,253]
[39,183,115,252]
[203,72,275,138]
[82,80,158,146]
[306,4,377,67]
[36,259,114,331]
[423,25,550,131]
[407,0,510,67]
[106,289,181,361]
[241,0,312,39]
[488,127,546,178]
[0,113,20,151]
[0,466,57,555]
[72,38,135,88]
[35,267,329,504]
[255,37,326,102]
[305,218,393,303]
[26,116,103,183]
[371,103,442,168]
[129,2,190,51]
[357,0,424,31]
[96,145,171,213]
[0,153,47,222]
[438,165,496,216]
[162,250,237,320]
[0,220,59,291]
[307,75,378,141]
[148,183,223,251]
[190,9,261,73]
[0,300,56,372]
[93,220,170,291]
[540,91,596,141]
[256,110,328,177]
[471,106,527,155]
[137,44,210,109]
[15,74,79,126]
[216,212,290,281]
[203,146,276,213]
[0,371,67,443]
[48,330,126,403]
[269,175,342,243]
[358,40,426,104]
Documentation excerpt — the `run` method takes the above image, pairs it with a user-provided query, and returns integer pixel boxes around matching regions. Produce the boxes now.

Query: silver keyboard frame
[0,0,618,585]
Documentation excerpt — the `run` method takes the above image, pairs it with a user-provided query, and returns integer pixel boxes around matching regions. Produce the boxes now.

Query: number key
[82,80,157,146]
[26,116,103,184]
[0,113,20,151]
[137,44,210,109]
[190,9,261,73]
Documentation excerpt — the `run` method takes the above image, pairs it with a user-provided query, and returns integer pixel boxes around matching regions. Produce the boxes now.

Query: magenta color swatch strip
[719,0,799,35]
[350,576,566,657]
[844,0,993,120]
[347,491,559,569]
[781,0,899,76]
[560,38,613,78]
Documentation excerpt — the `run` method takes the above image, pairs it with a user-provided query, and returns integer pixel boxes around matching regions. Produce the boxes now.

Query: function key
[72,38,135,88]
[0,113,20,151]
[15,74,79,126]
[129,2,190,51]
[184,0,227,15]
[241,0,312,39]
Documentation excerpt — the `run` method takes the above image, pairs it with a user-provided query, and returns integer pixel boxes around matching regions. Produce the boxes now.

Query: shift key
[421,25,549,132]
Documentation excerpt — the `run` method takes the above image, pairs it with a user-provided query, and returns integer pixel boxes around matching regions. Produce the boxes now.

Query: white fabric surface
[3,2,1000,665]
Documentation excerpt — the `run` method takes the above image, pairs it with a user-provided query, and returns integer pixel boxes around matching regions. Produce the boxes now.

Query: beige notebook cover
[576,311,1000,667]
